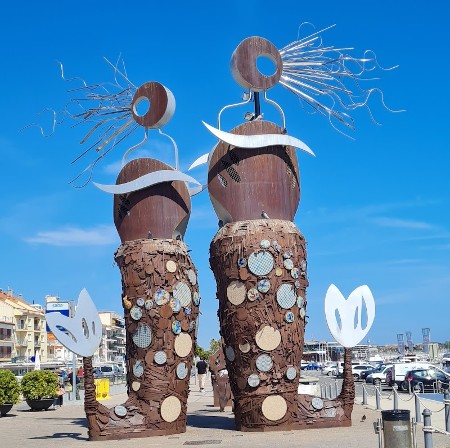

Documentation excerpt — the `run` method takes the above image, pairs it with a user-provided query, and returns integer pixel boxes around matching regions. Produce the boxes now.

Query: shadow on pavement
[187,412,236,430]
[28,432,86,441]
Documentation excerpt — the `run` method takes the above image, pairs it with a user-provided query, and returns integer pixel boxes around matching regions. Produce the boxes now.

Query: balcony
[16,325,27,332]
[15,339,27,347]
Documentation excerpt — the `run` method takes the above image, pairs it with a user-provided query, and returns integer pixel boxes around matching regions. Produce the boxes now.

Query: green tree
[209,338,221,354]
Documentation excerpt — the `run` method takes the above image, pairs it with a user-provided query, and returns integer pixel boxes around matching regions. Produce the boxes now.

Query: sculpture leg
[85,238,200,440]
[210,219,352,431]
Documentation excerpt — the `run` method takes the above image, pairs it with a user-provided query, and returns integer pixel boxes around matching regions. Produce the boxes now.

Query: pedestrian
[69,369,81,400]
[196,358,208,393]
[56,381,65,407]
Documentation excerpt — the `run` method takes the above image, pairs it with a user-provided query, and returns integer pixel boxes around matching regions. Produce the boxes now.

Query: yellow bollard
[94,378,111,400]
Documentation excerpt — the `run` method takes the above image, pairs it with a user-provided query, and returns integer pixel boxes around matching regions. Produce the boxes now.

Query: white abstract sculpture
[46,288,102,357]
[324,284,375,348]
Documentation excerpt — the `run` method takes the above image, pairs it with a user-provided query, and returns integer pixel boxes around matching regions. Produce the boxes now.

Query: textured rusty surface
[113,158,191,242]
[85,239,200,440]
[209,219,351,431]
[131,82,170,128]
[207,121,300,223]
[231,37,282,92]
[209,348,233,410]
[338,348,355,419]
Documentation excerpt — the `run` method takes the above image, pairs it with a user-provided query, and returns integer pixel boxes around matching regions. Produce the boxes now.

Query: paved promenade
[2,377,449,447]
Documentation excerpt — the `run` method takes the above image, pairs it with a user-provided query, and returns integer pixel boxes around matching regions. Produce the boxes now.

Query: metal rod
[415,393,421,423]
[362,383,368,405]
[393,387,398,410]
[254,92,261,116]
[376,384,381,410]
[422,409,433,448]
[444,391,450,433]
[335,380,339,398]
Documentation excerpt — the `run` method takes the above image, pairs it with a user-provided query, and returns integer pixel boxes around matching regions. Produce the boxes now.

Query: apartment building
[95,311,126,364]
[0,289,48,362]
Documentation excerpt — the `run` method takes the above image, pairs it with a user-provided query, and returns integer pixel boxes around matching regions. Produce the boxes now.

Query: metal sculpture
[61,62,202,440]
[194,25,397,431]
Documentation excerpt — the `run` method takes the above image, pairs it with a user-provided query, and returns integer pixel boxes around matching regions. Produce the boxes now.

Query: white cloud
[370,217,435,230]
[25,225,118,247]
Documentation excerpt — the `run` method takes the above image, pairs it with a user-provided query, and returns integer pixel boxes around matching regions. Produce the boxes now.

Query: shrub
[0,370,21,404]
[20,370,59,400]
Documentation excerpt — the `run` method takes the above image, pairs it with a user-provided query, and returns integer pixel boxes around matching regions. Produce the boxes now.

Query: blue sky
[1,1,449,349]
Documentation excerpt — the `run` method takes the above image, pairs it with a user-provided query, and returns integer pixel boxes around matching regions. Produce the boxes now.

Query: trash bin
[381,409,412,448]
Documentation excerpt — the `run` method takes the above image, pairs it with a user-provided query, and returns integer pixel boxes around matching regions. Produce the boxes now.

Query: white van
[388,362,434,390]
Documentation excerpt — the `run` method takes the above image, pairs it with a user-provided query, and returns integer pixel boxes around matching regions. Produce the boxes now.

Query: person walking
[196,358,208,393]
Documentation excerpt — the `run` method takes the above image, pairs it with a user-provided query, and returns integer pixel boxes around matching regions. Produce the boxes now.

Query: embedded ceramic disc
[227,280,246,305]
[261,395,287,421]
[166,260,177,273]
[133,360,144,377]
[130,305,143,320]
[272,241,282,252]
[276,284,296,309]
[299,307,306,318]
[170,297,182,313]
[256,354,273,372]
[154,289,170,305]
[174,333,193,358]
[283,251,292,259]
[248,251,274,276]
[172,320,182,335]
[248,374,260,387]
[260,239,271,249]
[247,287,260,301]
[187,269,197,285]
[131,381,141,391]
[193,291,200,306]
[145,299,154,310]
[294,281,301,289]
[237,257,247,268]
[311,397,324,410]
[257,279,270,294]
[275,267,283,277]
[286,366,297,380]
[132,324,152,348]
[154,351,167,365]
[136,297,145,307]
[255,326,281,351]
[290,267,300,279]
[297,296,305,308]
[285,311,295,323]
[239,342,251,353]
[176,362,188,379]
[160,396,182,423]
[173,282,192,307]
[283,259,294,270]
[114,405,127,417]
[225,345,235,362]
[301,260,307,271]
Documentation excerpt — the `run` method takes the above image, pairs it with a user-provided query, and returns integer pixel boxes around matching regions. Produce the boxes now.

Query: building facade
[95,311,126,364]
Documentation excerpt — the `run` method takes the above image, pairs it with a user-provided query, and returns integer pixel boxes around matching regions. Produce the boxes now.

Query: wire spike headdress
[230,24,403,136]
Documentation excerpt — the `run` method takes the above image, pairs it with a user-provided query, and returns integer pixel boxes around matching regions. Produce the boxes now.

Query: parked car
[303,362,321,371]
[351,364,374,380]
[405,368,450,393]
[366,365,393,386]
[322,364,338,376]
[388,362,434,390]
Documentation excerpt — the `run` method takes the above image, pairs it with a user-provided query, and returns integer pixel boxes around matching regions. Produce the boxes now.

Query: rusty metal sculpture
[195,27,397,431]
[60,62,202,440]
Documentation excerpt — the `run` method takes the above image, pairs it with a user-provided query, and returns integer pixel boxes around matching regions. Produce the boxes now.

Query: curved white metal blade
[324,284,375,348]
[188,184,208,196]
[202,121,315,157]
[188,153,210,171]
[46,288,102,357]
[93,169,201,194]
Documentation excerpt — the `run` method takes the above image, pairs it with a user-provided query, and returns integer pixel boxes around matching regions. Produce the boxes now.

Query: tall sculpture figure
[194,29,397,431]
[60,72,202,440]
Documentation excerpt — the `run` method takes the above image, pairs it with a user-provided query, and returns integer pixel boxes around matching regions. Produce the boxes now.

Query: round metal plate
[276,284,296,309]
[144,299,154,310]
[154,351,167,365]
[133,360,144,377]
[299,307,306,318]
[136,297,145,307]
[237,257,247,269]
[193,291,200,306]
[301,260,307,271]
[154,289,170,306]
[256,354,273,372]
[260,239,271,249]
[239,342,251,353]
[227,280,246,305]
[176,362,188,379]
[174,333,193,358]
[275,267,283,277]
[173,281,192,307]
[262,395,287,421]
[160,395,182,423]
[248,251,274,276]
[130,305,143,320]
[283,251,292,259]
[131,381,141,391]
[187,269,197,286]
[294,280,301,289]
[247,374,260,387]
[166,260,177,273]
[285,311,295,323]
[114,405,127,417]
[297,296,305,308]
[225,345,235,362]
[286,366,297,380]
[257,279,271,294]
[132,324,152,348]
[290,267,300,279]
[283,259,294,270]
[272,241,282,252]
[255,326,281,351]
[172,320,182,335]
[247,287,260,301]
[311,397,324,410]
